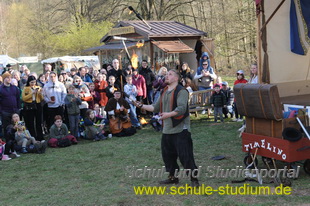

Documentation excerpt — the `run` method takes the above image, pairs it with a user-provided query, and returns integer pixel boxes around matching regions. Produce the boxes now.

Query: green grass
[1,116,309,206]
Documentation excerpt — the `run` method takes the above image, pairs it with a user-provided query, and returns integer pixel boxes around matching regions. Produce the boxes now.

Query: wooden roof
[84,42,137,53]
[101,21,207,43]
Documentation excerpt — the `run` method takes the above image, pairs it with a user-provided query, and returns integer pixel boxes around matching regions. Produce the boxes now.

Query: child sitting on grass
[15,121,40,153]
[94,103,106,119]
[48,115,78,147]
[84,109,108,141]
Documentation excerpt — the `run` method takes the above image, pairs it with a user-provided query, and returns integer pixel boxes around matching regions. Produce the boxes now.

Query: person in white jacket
[124,75,141,129]
[43,71,67,128]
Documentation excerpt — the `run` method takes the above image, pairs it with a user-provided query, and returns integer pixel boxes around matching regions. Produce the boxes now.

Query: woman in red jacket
[132,68,147,103]
[94,73,108,114]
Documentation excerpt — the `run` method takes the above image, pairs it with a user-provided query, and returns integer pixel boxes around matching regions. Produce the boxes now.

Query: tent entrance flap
[151,41,194,53]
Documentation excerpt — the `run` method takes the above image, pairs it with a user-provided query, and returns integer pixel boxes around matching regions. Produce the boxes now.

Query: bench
[189,89,213,117]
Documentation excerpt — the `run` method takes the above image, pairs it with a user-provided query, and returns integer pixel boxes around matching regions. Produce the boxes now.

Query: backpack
[57,138,72,147]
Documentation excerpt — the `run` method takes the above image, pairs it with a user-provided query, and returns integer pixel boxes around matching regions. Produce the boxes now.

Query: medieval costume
[105,91,133,136]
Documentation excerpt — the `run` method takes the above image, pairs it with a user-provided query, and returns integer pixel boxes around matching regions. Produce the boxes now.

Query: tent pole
[257,3,262,83]
[260,0,286,33]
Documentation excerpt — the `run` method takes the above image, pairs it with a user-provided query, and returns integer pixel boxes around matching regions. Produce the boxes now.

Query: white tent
[41,56,100,71]
[41,56,99,64]
[0,55,20,67]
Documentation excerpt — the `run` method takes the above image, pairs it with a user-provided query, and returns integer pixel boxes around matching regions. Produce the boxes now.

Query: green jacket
[153,86,190,134]
[49,124,68,139]
[65,94,81,115]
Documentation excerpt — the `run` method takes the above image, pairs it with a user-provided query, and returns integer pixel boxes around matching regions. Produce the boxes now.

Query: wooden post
[118,54,123,91]
[257,8,262,83]
[150,42,154,72]
[99,50,102,70]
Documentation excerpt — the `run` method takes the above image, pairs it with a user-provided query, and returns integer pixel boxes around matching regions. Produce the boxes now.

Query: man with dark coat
[138,60,155,104]
[107,59,124,88]
[0,72,21,137]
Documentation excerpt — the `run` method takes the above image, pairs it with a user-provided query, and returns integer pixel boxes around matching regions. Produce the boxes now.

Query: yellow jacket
[22,86,44,103]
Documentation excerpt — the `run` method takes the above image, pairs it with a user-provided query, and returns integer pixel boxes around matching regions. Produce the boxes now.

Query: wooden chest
[234,84,283,120]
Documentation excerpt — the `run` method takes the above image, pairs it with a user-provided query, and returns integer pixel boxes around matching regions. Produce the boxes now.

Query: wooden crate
[246,117,282,138]
[245,115,307,139]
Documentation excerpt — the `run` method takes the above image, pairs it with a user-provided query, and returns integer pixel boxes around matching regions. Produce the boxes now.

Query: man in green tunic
[136,69,199,187]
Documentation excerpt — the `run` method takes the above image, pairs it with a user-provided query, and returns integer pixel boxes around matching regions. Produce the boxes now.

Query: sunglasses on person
[202,64,208,66]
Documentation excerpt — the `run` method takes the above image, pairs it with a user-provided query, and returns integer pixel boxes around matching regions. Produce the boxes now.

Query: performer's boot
[190,177,200,187]
[159,176,179,184]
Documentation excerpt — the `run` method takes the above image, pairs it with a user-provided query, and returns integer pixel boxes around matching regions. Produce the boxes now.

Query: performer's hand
[211,104,214,107]
[109,87,114,93]
[159,112,171,120]
[133,101,143,108]
[120,106,124,111]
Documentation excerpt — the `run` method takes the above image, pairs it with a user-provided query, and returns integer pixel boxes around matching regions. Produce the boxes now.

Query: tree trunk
[220,0,231,69]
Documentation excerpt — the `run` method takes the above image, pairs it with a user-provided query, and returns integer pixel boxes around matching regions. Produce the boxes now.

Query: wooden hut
[84,21,215,73]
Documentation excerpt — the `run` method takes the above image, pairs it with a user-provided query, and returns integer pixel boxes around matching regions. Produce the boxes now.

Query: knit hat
[2,72,11,80]
[237,70,244,74]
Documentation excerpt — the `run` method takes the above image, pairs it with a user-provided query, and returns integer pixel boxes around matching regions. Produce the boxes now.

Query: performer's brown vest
[159,84,189,127]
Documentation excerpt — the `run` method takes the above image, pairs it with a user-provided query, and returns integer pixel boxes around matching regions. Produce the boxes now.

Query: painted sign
[242,133,310,162]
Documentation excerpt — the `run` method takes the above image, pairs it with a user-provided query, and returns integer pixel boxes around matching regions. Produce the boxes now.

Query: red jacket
[234,78,248,102]
[234,79,248,85]
[132,74,147,98]
[94,80,108,106]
